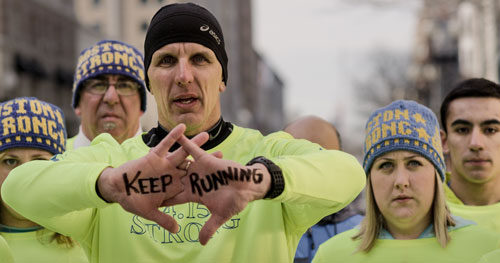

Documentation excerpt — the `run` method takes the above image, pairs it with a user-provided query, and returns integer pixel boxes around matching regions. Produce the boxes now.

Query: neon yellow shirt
[66,136,75,151]
[478,249,500,263]
[313,226,500,263]
[1,229,88,262]
[444,172,500,234]
[3,125,366,263]
[0,235,13,263]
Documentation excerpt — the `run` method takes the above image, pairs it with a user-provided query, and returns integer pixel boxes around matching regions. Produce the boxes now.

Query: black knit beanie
[144,2,228,90]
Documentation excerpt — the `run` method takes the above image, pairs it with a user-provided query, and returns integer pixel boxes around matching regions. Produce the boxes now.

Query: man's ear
[74,107,82,117]
[219,82,226,92]
[440,129,449,154]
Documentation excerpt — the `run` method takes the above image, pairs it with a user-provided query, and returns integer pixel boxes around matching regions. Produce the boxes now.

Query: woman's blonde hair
[353,170,455,252]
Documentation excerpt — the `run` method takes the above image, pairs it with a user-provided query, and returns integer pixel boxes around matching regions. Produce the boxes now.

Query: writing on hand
[190,166,263,196]
[123,171,173,195]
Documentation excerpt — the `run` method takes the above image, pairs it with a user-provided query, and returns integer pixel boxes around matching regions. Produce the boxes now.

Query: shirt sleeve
[311,244,327,263]
[1,134,120,242]
[256,131,366,235]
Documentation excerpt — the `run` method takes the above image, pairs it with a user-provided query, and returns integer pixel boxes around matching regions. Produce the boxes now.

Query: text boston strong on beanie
[362,100,446,181]
[0,97,66,155]
[143,2,228,88]
[72,40,148,112]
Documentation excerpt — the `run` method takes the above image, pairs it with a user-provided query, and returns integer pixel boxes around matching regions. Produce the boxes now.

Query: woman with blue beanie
[0,97,87,262]
[313,100,500,263]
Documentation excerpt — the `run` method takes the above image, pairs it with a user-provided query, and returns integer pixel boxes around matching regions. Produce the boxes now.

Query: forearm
[276,150,365,205]
[272,150,366,227]
[2,160,110,235]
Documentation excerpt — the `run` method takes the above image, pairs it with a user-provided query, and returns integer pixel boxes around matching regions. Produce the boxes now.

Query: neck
[385,215,431,240]
[449,172,500,205]
[143,117,233,150]
[0,202,38,228]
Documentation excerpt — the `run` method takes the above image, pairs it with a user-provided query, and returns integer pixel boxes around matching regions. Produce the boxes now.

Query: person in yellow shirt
[0,235,13,263]
[313,100,500,263]
[285,116,364,263]
[0,97,87,262]
[440,78,500,233]
[478,249,500,263]
[1,3,366,262]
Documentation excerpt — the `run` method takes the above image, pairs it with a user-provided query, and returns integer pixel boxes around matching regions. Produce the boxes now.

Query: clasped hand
[97,124,270,245]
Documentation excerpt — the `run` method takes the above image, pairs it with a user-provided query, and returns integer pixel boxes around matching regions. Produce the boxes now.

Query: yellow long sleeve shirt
[3,125,366,263]
[444,172,500,234]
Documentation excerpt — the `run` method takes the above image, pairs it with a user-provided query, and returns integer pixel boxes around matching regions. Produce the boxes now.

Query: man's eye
[116,82,133,90]
[160,56,176,65]
[91,82,107,90]
[454,127,469,134]
[192,55,208,63]
[484,127,499,135]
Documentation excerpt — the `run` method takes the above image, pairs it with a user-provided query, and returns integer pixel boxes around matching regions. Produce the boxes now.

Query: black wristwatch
[247,156,284,199]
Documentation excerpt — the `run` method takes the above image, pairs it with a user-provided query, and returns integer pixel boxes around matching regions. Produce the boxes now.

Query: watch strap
[247,156,284,199]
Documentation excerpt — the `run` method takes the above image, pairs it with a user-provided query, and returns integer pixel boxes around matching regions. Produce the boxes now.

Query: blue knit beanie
[363,100,446,181]
[72,40,147,111]
[0,97,66,155]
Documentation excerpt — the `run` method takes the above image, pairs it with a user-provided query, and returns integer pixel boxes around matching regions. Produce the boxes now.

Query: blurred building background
[1,0,500,144]
[0,0,284,137]
[409,0,499,114]
[341,0,500,159]
[0,0,81,135]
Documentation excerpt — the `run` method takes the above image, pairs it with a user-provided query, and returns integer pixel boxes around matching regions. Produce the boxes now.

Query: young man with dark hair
[440,78,500,233]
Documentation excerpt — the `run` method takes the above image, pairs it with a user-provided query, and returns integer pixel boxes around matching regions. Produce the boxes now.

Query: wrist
[246,163,271,199]
[96,167,115,203]
[246,156,284,199]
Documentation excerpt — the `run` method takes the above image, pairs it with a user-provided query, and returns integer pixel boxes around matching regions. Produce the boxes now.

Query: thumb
[210,151,223,159]
[199,214,227,245]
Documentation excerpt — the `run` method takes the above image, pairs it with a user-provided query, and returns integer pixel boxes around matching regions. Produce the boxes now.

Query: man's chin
[465,171,495,184]
[102,122,118,131]
[174,116,202,132]
[184,124,204,136]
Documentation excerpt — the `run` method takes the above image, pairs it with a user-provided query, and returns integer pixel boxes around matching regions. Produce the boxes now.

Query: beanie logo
[0,98,66,155]
[200,24,210,31]
[199,24,221,45]
[74,41,146,93]
[363,100,446,180]
[364,107,443,158]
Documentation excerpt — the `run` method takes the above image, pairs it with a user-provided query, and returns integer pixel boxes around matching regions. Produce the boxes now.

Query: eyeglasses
[83,79,140,96]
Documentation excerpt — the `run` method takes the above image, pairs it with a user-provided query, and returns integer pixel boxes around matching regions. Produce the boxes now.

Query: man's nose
[469,127,485,152]
[102,84,120,105]
[175,59,194,86]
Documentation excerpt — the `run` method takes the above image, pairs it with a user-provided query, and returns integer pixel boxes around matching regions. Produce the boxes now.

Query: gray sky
[253,0,421,125]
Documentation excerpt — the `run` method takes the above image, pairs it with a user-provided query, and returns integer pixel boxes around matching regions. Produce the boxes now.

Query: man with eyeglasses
[68,39,147,149]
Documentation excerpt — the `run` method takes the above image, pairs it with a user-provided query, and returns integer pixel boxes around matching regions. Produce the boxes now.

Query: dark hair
[440,78,500,132]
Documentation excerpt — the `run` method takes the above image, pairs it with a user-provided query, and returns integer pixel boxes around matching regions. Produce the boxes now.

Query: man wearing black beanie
[3,3,366,263]
[144,2,228,88]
